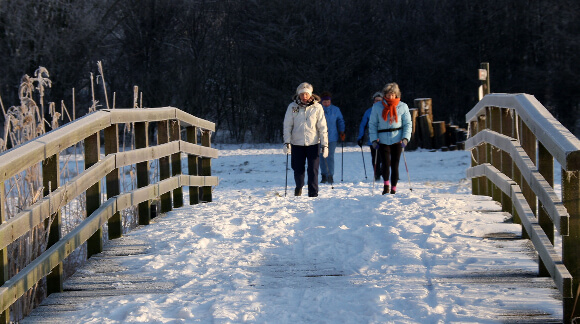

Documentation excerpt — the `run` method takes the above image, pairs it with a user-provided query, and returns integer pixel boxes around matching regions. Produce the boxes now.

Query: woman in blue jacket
[357,92,384,180]
[368,83,412,195]
[319,91,345,184]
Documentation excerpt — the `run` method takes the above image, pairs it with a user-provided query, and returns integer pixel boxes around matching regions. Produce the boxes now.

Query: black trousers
[291,144,320,197]
[379,143,402,187]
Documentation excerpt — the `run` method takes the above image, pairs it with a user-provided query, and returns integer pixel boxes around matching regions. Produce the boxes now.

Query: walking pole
[372,148,379,191]
[341,140,344,181]
[285,153,289,197]
[360,146,367,179]
[402,148,412,191]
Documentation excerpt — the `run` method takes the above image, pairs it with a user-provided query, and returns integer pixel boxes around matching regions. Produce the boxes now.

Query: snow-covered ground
[31,144,563,323]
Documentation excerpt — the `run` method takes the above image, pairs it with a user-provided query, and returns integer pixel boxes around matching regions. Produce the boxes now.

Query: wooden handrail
[0,107,218,321]
[465,93,580,322]
[466,93,580,171]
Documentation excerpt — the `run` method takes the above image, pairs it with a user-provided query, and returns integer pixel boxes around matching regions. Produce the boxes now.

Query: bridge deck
[21,192,563,323]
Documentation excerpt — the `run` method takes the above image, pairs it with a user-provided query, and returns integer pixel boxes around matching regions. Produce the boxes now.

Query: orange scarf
[381,98,400,123]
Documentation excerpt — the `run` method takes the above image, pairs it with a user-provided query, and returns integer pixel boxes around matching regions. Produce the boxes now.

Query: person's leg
[370,146,380,179]
[390,143,403,189]
[380,144,392,194]
[327,141,337,182]
[291,145,306,194]
[319,145,328,179]
[306,145,320,197]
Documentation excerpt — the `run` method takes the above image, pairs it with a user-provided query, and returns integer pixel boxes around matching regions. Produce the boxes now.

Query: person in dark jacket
[368,83,412,195]
[283,82,329,197]
[357,92,383,180]
[319,91,345,184]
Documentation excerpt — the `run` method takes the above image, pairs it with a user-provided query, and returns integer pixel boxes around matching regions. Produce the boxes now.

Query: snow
[42,144,563,323]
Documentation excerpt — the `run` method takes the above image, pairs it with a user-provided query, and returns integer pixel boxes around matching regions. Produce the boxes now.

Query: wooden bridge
[0,92,580,322]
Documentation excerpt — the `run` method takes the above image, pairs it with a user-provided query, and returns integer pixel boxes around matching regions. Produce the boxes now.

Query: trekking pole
[360,146,367,179]
[372,148,379,191]
[341,140,344,181]
[402,148,412,191]
[285,153,289,197]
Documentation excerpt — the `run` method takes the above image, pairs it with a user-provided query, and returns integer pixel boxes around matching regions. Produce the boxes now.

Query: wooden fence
[0,107,218,323]
[465,93,580,323]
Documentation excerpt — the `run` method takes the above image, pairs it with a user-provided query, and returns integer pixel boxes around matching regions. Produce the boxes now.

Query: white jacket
[283,99,329,147]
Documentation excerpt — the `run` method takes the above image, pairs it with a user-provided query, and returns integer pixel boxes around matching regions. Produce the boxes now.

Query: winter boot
[390,186,396,194]
[382,185,390,195]
[321,175,327,184]
[328,175,334,184]
[295,187,302,196]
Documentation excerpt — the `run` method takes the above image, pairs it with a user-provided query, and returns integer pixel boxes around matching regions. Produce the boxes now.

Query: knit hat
[372,92,383,100]
[296,82,313,96]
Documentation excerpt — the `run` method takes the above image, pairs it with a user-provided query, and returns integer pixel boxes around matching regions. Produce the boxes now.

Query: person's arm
[368,106,379,142]
[358,108,371,140]
[400,103,412,143]
[317,107,329,148]
[283,105,294,144]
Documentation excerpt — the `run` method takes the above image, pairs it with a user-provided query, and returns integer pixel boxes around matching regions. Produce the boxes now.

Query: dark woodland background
[1,0,579,142]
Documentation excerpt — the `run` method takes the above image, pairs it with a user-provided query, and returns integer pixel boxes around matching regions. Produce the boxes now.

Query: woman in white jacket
[283,82,329,197]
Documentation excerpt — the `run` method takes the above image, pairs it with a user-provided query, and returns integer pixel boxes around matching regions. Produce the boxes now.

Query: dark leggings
[379,143,402,186]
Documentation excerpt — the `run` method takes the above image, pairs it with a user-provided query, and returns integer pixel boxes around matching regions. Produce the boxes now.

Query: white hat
[296,82,313,96]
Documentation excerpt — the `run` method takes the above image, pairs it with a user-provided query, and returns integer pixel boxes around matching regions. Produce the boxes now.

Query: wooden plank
[511,188,573,297]
[175,109,215,131]
[107,108,176,125]
[179,141,218,159]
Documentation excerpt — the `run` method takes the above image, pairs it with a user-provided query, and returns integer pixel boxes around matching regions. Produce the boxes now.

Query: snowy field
[28,144,564,323]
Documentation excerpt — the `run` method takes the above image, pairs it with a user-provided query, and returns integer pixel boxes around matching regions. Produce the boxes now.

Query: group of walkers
[283,82,412,197]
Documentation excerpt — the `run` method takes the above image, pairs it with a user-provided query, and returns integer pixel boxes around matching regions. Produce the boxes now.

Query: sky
[24,144,564,323]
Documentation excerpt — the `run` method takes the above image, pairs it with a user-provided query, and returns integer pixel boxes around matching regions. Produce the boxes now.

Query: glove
[357,138,363,147]
[339,132,346,142]
[371,140,379,150]
[283,143,291,154]
[401,138,408,148]
[322,146,329,158]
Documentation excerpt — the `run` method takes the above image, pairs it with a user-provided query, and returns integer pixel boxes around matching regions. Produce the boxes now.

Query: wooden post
[408,108,418,150]
[520,121,537,215]
[418,115,433,149]
[500,108,515,215]
[489,107,502,204]
[479,62,490,100]
[135,122,151,225]
[170,120,183,208]
[104,125,121,239]
[158,120,172,213]
[414,98,433,122]
[0,183,9,324]
[43,153,63,295]
[201,130,212,202]
[432,121,446,149]
[562,170,580,322]
[187,126,200,205]
[470,121,479,195]
[538,142,554,277]
[510,115,523,227]
[84,132,102,258]
[477,115,488,196]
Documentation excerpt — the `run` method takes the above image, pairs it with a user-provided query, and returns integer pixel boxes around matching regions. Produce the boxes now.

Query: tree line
[1,0,578,143]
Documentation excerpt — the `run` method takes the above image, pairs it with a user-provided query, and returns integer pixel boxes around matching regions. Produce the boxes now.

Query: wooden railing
[465,93,580,323]
[0,107,218,323]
